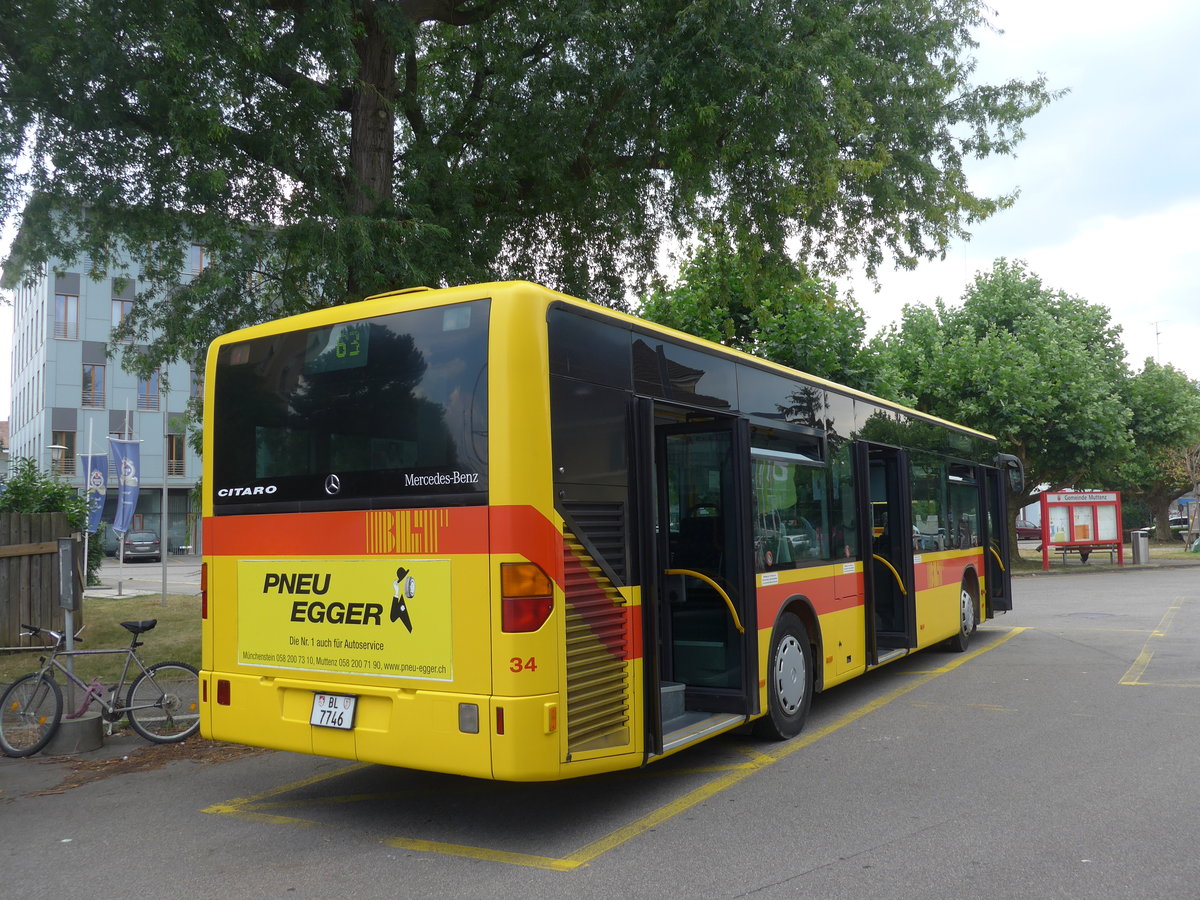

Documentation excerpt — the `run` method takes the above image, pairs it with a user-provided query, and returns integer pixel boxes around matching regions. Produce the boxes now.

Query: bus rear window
[212,299,489,512]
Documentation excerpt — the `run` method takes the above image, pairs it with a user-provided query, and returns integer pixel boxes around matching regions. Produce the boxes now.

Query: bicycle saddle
[120,619,159,635]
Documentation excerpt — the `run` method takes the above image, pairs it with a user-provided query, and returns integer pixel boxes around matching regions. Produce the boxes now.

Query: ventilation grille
[561,501,627,583]
[563,530,631,754]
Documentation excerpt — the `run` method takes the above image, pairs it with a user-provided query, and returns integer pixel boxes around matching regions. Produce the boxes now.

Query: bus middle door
[855,442,917,663]
[644,411,756,757]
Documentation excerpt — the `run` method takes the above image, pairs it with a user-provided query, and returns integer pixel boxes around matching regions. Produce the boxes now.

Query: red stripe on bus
[203,507,490,556]
[911,552,981,592]
[754,572,862,623]
[488,505,565,586]
[203,505,563,573]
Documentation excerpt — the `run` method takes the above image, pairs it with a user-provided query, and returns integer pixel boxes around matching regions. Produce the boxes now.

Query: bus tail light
[201,562,208,619]
[500,563,553,632]
[216,679,230,705]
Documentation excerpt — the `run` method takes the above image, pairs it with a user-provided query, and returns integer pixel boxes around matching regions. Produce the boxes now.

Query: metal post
[58,537,78,705]
[162,383,169,607]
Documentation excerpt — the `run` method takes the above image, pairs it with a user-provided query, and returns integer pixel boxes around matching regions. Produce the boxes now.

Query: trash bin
[1131,530,1149,565]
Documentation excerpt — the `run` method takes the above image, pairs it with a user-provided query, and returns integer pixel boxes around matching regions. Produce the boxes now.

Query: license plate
[310,692,357,730]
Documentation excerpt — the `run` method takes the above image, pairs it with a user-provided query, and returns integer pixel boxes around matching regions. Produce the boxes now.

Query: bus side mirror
[994,453,1025,494]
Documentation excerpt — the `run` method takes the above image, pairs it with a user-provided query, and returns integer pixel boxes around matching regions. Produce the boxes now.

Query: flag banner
[80,454,108,533]
[108,438,141,534]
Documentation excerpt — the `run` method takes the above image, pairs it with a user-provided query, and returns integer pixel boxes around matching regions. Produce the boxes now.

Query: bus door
[641,406,756,757]
[855,443,916,662]
[981,465,1014,615]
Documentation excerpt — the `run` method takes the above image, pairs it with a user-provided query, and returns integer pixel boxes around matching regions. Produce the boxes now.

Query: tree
[0,457,103,583]
[1113,360,1200,540]
[872,259,1133,530]
[640,228,873,389]
[1,0,1058,378]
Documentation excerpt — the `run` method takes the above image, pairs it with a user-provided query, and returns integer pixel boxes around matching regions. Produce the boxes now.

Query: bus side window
[751,438,830,571]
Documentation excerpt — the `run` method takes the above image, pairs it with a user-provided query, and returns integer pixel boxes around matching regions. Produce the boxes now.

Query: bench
[1053,543,1119,565]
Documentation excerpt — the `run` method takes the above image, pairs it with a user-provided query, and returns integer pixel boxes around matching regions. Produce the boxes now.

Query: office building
[4,243,204,553]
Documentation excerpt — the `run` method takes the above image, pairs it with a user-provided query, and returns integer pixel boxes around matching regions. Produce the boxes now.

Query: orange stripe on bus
[204,507,489,557]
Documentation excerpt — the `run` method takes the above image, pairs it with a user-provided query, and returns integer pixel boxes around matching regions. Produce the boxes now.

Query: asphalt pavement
[3,556,1200,899]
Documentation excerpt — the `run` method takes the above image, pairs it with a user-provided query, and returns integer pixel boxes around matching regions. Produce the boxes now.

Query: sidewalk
[84,554,201,599]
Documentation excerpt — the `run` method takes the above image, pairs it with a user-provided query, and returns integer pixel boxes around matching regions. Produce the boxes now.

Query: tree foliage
[640,229,872,389]
[1,0,1057,375]
[872,259,1133,519]
[1112,360,1200,538]
[0,457,89,526]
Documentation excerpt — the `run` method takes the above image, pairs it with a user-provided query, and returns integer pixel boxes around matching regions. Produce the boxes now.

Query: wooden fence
[0,512,83,648]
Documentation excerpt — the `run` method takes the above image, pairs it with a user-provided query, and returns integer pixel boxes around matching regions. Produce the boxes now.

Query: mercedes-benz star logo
[324,474,341,495]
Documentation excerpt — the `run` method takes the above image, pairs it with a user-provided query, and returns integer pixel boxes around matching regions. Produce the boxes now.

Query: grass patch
[1,594,200,684]
[1013,539,1200,573]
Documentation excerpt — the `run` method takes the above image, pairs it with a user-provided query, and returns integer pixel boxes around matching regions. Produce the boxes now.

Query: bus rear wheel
[755,612,813,740]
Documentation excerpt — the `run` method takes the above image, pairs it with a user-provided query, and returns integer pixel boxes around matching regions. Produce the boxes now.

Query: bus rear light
[496,706,505,735]
[216,679,231,706]
[500,563,553,632]
[201,562,208,619]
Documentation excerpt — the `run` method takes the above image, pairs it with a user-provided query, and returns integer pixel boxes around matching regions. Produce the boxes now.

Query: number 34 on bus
[199,281,1023,781]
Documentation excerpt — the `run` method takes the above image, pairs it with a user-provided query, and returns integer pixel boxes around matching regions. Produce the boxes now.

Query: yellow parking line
[1121,599,1185,686]
[205,628,1027,869]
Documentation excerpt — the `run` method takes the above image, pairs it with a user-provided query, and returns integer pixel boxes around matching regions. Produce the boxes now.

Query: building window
[55,294,79,339]
[167,433,186,476]
[188,243,207,275]
[111,298,134,342]
[138,371,160,411]
[83,364,106,408]
[51,431,76,476]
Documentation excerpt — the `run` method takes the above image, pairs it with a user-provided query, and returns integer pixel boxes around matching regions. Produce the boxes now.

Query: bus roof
[265,279,999,445]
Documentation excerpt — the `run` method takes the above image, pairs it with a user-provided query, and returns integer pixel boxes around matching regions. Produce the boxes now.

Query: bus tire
[754,612,813,740]
[945,582,977,653]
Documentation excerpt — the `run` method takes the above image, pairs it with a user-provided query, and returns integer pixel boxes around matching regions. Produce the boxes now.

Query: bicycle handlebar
[19,624,72,646]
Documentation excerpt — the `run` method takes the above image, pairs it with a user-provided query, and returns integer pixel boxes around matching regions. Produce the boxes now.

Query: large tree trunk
[1149,495,1174,542]
[348,11,398,219]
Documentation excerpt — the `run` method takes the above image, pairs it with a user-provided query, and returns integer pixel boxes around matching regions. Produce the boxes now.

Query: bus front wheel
[945,582,977,653]
[755,612,813,740]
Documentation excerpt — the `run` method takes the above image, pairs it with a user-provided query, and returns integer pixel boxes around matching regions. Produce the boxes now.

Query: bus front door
[982,466,1014,615]
[856,443,916,663]
[643,411,756,758]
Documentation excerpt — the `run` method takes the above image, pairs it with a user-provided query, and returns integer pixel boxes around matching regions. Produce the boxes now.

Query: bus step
[661,681,686,723]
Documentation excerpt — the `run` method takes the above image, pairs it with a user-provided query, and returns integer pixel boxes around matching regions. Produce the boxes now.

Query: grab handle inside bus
[871,554,908,595]
[989,545,1006,572]
[664,568,745,634]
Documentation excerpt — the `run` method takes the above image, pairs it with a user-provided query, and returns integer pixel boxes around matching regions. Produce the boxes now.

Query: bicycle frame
[30,639,156,721]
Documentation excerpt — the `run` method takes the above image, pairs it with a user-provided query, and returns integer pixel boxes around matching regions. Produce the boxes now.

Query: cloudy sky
[845,0,1200,379]
[2,0,1198,420]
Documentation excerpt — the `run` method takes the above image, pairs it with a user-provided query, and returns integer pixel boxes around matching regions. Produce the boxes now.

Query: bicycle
[0,620,200,758]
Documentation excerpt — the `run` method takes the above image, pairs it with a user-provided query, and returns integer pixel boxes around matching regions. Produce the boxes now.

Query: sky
[842,0,1200,379]
[2,0,1198,419]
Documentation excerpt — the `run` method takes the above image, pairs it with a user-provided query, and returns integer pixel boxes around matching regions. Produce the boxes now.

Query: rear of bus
[199,283,577,780]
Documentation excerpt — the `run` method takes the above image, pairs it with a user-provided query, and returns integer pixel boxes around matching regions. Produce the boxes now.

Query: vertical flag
[108,438,141,534]
[80,453,108,533]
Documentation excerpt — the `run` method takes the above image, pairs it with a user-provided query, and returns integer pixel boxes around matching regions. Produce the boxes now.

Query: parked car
[1016,519,1041,540]
[121,530,161,561]
[1169,516,1188,540]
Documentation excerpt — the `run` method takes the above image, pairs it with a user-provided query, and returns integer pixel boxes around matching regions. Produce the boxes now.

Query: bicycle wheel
[0,673,64,757]
[126,662,200,743]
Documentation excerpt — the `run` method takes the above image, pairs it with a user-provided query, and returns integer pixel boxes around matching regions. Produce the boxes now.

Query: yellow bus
[199,281,1023,781]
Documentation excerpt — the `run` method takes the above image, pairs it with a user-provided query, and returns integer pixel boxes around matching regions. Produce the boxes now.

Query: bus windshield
[211,298,489,512]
